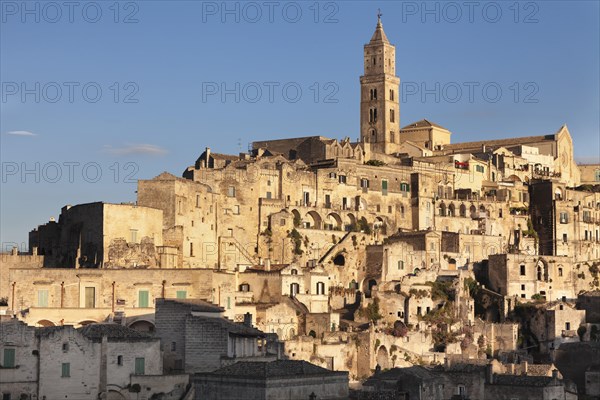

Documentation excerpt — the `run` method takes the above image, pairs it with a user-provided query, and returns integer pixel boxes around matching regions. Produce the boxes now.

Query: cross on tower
[377,9,383,21]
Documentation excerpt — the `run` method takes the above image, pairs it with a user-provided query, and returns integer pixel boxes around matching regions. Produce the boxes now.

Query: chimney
[520,360,528,375]
[243,312,252,327]
[265,258,271,272]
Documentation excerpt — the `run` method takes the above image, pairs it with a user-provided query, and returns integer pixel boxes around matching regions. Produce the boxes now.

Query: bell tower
[360,12,400,155]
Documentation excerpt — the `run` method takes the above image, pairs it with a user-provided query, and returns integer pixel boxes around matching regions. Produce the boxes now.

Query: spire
[370,9,389,44]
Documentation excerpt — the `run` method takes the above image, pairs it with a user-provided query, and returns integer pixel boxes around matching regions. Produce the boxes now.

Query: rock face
[105,237,158,269]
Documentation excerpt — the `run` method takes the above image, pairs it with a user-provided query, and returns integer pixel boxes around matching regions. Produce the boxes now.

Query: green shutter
[135,357,145,375]
[38,290,48,307]
[61,362,70,377]
[3,348,15,368]
[176,290,186,299]
[139,291,149,308]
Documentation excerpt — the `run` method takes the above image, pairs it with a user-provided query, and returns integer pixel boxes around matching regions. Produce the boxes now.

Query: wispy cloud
[103,144,168,156]
[5,130,37,137]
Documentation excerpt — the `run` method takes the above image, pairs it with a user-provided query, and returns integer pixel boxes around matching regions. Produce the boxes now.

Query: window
[117,355,123,365]
[390,109,395,123]
[325,194,331,208]
[388,206,392,214]
[190,242,194,257]
[134,357,145,375]
[565,322,571,331]
[369,108,378,123]
[240,283,250,292]
[390,132,395,143]
[595,169,600,182]
[37,289,49,307]
[563,233,568,243]
[62,343,69,352]
[338,175,347,184]
[521,284,525,290]
[138,290,149,308]
[176,290,187,299]
[171,342,177,351]
[233,205,240,215]
[328,172,337,179]
[360,178,369,189]
[227,186,236,197]
[370,88,377,100]
[280,218,286,226]
[85,287,95,308]
[390,89,394,101]
[266,191,272,199]
[400,182,410,192]
[196,194,200,207]
[398,261,404,270]
[520,265,526,276]
[3,348,15,368]
[130,229,138,243]
[560,212,568,224]
[382,180,388,196]
[475,165,485,173]
[316,282,325,295]
[61,362,70,377]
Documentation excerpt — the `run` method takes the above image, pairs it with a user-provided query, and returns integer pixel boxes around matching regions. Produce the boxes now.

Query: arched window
[459,204,467,217]
[291,269,298,275]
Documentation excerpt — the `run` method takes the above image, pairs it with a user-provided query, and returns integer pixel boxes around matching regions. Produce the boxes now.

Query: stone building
[29,202,166,269]
[193,360,349,400]
[154,298,277,374]
[5,267,219,329]
[578,164,600,185]
[0,319,175,400]
[529,302,586,354]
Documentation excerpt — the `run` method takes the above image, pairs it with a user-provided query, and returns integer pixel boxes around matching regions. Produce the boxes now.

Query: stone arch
[439,202,447,217]
[128,320,155,333]
[305,211,322,229]
[448,203,456,217]
[364,279,378,298]
[374,217,387,235]
[333,253,346,266]
[459,203,467,217]
[107,390,128,400]
[36,319,55,327]
[376,346,390,369]
[345,213,357,231]
[555,187,563,200]
[536,259,549,282]
[291,209,301,227]
[479,204,487,217]
[78,320,99,327]
[326,213,343,230]
[469,204,477,217]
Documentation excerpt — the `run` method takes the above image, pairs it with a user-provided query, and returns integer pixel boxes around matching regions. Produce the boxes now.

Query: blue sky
[1,0,599,248]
